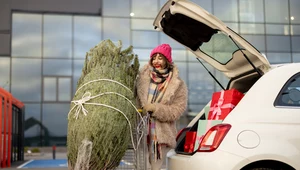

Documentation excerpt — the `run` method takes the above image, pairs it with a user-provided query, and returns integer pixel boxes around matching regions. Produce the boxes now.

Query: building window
[43,76,71,102]
[43,14,72,58]
[11,13,42,57]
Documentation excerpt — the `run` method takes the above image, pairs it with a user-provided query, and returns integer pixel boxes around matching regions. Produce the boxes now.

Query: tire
[243,161,294,170]
[248,168,274,170]
[248,168,291,170]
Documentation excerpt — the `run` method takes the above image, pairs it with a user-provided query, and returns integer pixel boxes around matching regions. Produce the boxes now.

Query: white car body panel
[167,64,300,170]
[167,149,246,170]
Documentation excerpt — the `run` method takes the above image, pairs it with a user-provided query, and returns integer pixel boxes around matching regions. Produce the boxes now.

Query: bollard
[52,145,56,159]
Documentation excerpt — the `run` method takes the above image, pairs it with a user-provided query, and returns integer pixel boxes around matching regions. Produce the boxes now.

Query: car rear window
[275,72,300,107]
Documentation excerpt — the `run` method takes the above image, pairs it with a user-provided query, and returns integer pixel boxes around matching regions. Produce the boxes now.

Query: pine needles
[67,40,140,170]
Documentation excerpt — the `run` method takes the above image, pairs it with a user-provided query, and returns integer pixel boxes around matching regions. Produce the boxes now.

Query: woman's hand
[142,103,156,116]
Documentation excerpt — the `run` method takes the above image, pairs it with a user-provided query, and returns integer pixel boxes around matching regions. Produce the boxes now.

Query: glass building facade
[1,0,300,146]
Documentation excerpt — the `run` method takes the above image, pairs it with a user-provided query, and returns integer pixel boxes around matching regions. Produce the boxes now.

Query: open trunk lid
[153,0,271,79]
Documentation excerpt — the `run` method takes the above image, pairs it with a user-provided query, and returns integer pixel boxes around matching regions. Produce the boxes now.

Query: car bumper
[167,149,248,170]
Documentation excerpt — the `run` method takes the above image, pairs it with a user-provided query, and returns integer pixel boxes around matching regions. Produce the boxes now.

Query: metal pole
[52,145,56,159]
[144,115,149,170]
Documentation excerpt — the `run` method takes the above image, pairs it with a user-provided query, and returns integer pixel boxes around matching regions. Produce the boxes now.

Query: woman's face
[151,53,167,70]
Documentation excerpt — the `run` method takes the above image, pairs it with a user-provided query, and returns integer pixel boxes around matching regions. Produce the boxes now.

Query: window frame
[274,72,300,107]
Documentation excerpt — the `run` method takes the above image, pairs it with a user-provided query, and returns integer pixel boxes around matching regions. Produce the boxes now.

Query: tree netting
[67,39,140,170]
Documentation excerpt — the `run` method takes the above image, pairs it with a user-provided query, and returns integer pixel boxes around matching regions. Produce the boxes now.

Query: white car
[153,0,300,170]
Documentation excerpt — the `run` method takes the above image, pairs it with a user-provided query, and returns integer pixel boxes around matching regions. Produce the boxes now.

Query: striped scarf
[147,67,173,161]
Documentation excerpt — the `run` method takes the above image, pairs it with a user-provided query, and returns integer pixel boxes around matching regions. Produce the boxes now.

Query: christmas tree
[67,39,140,170]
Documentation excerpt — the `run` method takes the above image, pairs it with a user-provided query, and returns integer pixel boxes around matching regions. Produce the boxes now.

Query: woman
[135,44,188,170]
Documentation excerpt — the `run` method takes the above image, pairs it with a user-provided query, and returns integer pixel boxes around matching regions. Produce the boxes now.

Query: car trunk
[153,0,271,84]
[153,0,272,154]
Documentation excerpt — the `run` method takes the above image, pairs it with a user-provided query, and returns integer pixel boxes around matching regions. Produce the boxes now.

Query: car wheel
[248,168,291,170]
[249,168,274,170]
[243,162,295,170]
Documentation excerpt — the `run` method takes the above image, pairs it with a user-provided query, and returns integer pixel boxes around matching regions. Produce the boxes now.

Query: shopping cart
[116,110,149,170]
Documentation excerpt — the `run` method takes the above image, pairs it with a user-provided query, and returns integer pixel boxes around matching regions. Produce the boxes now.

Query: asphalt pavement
[3,149,166,170]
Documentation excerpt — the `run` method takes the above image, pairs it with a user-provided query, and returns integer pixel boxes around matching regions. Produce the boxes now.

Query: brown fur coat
[135,64,188,148]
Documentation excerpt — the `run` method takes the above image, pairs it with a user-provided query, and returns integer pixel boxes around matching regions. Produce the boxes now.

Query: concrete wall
[0,0,102,55]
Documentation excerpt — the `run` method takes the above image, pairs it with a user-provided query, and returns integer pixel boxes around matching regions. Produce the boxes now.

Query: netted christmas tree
[67,39,140,170]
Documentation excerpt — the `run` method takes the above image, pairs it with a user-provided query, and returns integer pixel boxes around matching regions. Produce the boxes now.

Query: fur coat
[135,64,188,148]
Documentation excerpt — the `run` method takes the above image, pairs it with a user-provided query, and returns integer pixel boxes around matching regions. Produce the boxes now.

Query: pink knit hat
[150,44,172,63]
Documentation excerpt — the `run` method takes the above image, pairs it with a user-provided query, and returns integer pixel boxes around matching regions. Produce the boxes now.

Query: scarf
[147,67,173,161]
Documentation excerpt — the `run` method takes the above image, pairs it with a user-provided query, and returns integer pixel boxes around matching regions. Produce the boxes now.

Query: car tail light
[197,124,231,152]
[183,131,197,153]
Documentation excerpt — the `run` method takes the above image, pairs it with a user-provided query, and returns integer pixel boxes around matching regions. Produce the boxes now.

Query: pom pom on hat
[150,44,172,63]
